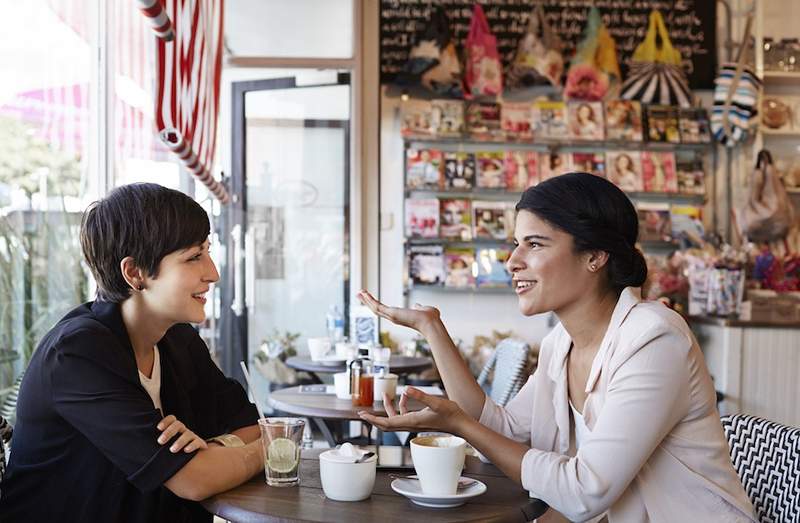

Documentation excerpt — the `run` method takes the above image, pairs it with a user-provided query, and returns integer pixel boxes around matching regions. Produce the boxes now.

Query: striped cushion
[721,414,800,523]
[0,416,11,499]
[477,339,530,407]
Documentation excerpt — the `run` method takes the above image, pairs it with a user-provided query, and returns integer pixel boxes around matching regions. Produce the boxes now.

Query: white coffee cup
[333,372,351,399]
[307,337,332,361]
[319,445,377,501]
[373,373,398,402]
[410,435,466,496]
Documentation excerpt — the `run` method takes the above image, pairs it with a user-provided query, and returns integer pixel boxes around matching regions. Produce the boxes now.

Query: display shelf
[405,188,706,204]
[404,135,712,153]
[404,285,513,295]
[406,237,513,248]
[759,128,800,137]
[762,71,800,85]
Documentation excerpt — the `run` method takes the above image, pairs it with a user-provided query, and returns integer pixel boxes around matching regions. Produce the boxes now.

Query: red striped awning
[152,0,229,203]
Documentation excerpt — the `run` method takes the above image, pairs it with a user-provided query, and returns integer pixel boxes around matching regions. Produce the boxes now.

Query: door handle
[230,224,244,316]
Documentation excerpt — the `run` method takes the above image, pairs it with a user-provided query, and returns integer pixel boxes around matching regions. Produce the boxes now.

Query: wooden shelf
[404,136,712,152]
[759,127,800,137]
[406,237,513,248]
[405,285,513,295]
[762,71,800,84]
[405,189,706,204]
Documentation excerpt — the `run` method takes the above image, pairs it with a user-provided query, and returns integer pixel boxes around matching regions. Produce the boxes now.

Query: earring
[590,264,597,272]
[137,283,144,291]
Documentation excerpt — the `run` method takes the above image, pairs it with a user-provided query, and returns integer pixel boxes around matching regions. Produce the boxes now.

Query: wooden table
[202,448,548,522]
[285,356,433,383]
[269,385,433,446]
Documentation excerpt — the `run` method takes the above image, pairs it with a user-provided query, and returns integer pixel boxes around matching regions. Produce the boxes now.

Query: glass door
[220,72,351,397]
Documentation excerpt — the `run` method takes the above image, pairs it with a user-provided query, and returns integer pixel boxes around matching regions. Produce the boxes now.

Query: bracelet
[206,434,245,448]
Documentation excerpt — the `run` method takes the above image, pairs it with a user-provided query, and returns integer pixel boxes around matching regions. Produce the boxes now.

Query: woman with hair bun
[358,173,755,522]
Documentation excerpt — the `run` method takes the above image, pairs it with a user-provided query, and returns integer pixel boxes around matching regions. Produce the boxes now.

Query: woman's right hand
[157,415,208,453]
[357,290,440,334]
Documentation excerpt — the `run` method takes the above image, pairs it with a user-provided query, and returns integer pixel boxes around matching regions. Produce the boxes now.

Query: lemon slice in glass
[267,438,298,473]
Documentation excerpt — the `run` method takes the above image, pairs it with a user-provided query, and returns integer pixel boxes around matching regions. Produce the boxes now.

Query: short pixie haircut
[80,183,210,302]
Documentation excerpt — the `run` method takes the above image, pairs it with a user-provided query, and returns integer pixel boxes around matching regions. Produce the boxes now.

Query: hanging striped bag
[710,14,761,146]
[620,10,693,108]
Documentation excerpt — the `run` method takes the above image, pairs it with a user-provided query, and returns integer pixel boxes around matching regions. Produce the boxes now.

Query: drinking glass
[258,417,305,487]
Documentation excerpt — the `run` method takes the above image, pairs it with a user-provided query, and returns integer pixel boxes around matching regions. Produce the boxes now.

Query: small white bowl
[319,449,376,501]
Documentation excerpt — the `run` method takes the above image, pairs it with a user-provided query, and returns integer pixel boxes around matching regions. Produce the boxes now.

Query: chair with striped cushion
[720,414,800,523]
[477,338,530,407]
[0,415,12,498]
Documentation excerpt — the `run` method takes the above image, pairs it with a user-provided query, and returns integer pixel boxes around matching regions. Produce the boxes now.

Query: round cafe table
[201,448,549,523]
[285,356,433,384]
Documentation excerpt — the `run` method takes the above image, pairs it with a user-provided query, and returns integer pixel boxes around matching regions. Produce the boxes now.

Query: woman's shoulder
[613,300,695,360]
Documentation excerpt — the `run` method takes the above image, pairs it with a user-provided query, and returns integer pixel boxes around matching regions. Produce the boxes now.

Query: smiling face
[141,238,219,325]
[506,210,594,316]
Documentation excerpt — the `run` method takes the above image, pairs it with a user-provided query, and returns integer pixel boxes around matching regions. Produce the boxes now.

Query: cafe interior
[0,0,799,521]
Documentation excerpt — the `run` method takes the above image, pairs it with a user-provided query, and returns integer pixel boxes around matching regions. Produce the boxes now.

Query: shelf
[406,189,706,204]
[406,237,513,248]
[405,285,513,295]
[759,128,800,137]
[762,71,800,85]
[639,240,680,250]
[404,136,712,152]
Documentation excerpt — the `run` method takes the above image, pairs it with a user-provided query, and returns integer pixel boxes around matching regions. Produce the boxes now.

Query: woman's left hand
[358,387,467,435]
[156,415,208,453]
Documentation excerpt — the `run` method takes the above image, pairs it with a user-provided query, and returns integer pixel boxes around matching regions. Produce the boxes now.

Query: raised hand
[357,290,441,334]
[357,387,466,435]
[157,415,208,453]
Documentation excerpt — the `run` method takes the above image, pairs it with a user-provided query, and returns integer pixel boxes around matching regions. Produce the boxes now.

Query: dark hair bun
[607,246,648,290]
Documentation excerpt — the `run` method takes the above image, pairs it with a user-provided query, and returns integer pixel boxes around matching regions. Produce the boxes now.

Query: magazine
[645,105,680,143]
[670,205,705,245]
[473,200,514,240]
[404,198,439,238]
[535,100,568,139]
[444,247,476,288]
[408,245,445,286]
[400,100,435,137]
[439,199,472,241]
[675,153,706,195]
[568,101,605,140]
[605,100,644,142]
[605,151,643,192]
[442,152,476,190]
[571,153,606,178]
[466,102,503,141]
[641,151,678,193]
[637,202,672,242]
[406,149,442,190]
[431,99,465,138]
[504,151,538,191]
[501,102,534,141]
[539,152,572,183]
[475,247,513,288]
[678,107,712,144]
[476,152,506,189]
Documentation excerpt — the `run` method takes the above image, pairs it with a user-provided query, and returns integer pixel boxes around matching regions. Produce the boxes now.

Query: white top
[570,401,590,449]
[479,287,756,522]
[138,346,162,412]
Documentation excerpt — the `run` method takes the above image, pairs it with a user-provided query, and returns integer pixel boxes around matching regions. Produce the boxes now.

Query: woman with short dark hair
[0,183,263,523]
[359,173,756,522]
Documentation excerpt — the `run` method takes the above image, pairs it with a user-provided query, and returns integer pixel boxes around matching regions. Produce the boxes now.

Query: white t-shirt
[138,346,162,413]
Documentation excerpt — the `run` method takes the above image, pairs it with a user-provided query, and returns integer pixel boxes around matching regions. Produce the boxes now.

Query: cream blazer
[479,288,756,522]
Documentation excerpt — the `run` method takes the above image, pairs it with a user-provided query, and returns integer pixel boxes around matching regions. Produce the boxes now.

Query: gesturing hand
[157,415,208,453]
[357,290,441,334]
[358,387,466,435]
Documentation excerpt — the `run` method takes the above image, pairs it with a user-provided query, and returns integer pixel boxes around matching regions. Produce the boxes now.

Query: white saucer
[390,476,487,508]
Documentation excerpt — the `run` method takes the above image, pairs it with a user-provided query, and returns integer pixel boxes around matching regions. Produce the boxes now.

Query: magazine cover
[501,102,534,141]
[637,202,672,242]
[406,149,442,190]
[675,153,706,194]
[408,245,445,286]
[404,198,439,238]
[439,199,472,240]
[571,153,606,178]
[605,100,643,141]
[539,152,572,183]
[535,100,568,139]
[473,200,514,240]
[670,205,705,244]
[476,151,506,189]
[476,247,512,288]
[444,247,476,288]
[466,102,503,141]
[504,151,538,191]
[605,151,643,192]
[442,152,476,190]
[641,151,678,193]
[567,101,605,140]
[645,105,680,143]
[400,100,435,137]
[678,107,712,144]
[431,99,465,137]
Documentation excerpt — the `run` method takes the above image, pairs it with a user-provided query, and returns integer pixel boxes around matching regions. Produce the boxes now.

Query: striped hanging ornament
[154,0,229,203]
[136,0,175,41]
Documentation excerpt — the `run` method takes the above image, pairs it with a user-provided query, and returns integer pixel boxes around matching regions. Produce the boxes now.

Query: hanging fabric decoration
[736,150,795,242]
[463,4,503,99]
[154,0,229,203]
[620,10,693,108]
[506,4,564,88]
[136,0,175,41]
[402,6,463,98]
[563,7,621,101]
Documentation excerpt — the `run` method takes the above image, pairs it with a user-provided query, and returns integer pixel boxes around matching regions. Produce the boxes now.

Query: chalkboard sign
[380,0,717,90]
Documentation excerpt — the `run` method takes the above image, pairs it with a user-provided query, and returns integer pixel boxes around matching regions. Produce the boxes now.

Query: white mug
[307,337,331,361]
[373,373,398,402]
[333,372,351,399]
[410,435,466,496]
[319,447,377,501]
